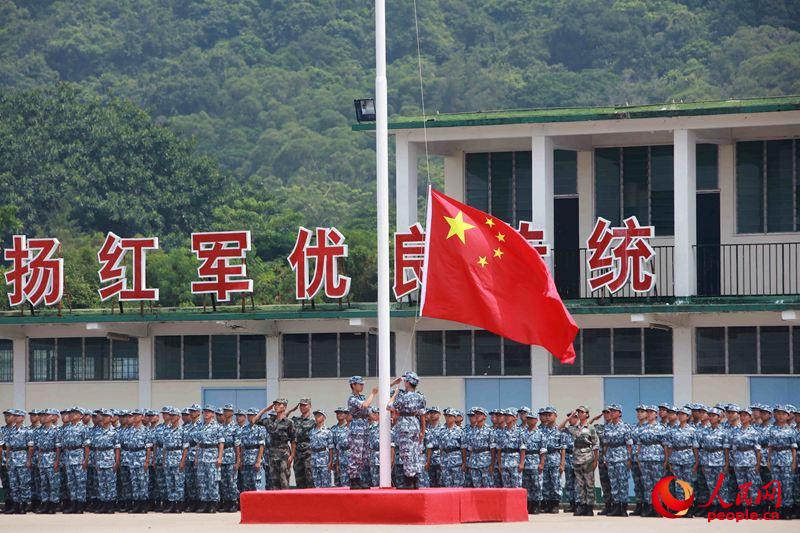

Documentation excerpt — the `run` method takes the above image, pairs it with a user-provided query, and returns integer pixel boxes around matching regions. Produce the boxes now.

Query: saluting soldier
[255,398,296,490]
[289,398,316,489]
[568,406,599,517]
[91,409,120,514]
[309,409,334,487]
[386,373,426,490]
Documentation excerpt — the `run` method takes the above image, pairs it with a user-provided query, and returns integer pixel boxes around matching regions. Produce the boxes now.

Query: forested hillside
[1,0,799,309]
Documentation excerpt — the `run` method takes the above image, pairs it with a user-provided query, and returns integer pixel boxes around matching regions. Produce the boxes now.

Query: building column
[531,347,550,409]
[394,329,414,374]
[532,135,554,270]
[672,327,693,406]
[576,150,594,244]
[395,133,418,230]
[138,336,152,409]
[266,335,280,401]
[443,151,465,202]
[673,129,697,296]
[12,338,25,409]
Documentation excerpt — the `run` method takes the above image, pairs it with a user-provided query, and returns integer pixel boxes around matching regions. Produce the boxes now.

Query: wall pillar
[673,129,697,296]
[532,135,554,270]
[394,329,414,375]
[443,151,465,202]
[531,346,550,409]
[138,336,152,409]
[672,326,693,407]
[395,133,418,230]
[266,335,280,402]
[12,338,25,409]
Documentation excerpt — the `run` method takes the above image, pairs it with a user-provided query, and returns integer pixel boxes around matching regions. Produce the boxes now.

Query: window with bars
[0,339,12,382]
[695,326,800,374]
[154,334,267,380]
[551,328,672,375]
[736,139,800,233]
[415,330,531,376]
[281,332,396,378]
[28,337,138,382]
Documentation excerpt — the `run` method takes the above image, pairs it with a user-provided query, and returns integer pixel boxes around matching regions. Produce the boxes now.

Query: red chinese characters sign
[586,216,656,294]
[287,227,351,300]
[190,231,253,302]
[3,235,63,307]
[97,232,159,301]
[393,223,425,299]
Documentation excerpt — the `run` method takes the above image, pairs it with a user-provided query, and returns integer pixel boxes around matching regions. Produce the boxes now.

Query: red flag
[420,188,578,363]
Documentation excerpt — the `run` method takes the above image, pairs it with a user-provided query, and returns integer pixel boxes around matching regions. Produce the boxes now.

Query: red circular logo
[652,475,694,518]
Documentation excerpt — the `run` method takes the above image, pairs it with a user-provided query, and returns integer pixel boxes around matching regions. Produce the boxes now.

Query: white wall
[26,382,138,410]
[548,376,604,416]
[151,380,265,409]
[692,375,749,407]
[0,384,12,410]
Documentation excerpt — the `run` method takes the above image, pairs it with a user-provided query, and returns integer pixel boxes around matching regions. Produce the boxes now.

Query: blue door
[603,377,673,425]
[464,378,531,411]
[750,377,800,407]
[202,387,267,411]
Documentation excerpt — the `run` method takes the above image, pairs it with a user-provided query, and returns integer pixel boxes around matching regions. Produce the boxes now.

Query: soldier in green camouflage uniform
[289,399,316,488]
[567,406,599,516]
[256,399,296,489]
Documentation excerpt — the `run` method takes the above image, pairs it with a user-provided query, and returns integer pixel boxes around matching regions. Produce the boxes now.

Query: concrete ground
[0,513,796,532]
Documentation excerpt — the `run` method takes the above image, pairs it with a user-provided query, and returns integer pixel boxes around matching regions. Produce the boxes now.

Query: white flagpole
[375,0,392,488]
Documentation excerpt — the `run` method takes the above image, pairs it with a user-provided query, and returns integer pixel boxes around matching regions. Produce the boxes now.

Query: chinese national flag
[420,188,578,363]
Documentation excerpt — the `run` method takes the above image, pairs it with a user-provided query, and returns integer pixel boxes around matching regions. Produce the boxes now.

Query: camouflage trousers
[564,456,575,501]
[639,460,664,496]
[87,466,96,500]
[60,464,68,501]
[64,464,87,502]
[239,464,261,493]
[631,459,644,503]
[541,464,561,500]
[163,466,185,502]
[418,465,430,487]
[311,466,332,488]
[31,465,40,500]
[196,463,220,502]
[522,468,541,502]
[293,450,313,489]
[598,460,612,503]
[391,463,405,487]
[347,424,370,480]
[38,465,61,502]
[184,463,197,500]
[268,452,290,490]
[147,465,157,500]
[734,467,760,505]
[702,465,728,504]
[96,467,117,502]
[129,466,149,501]
[500,467,522,488]
[156,464,166,501]
[9,465,32,502]
[334,458,349,487]
[428,464,442,487]
[440,466,464,488]
[573,460,595,505]
[693,465,709,509]
[607,461,629,504]
[771,466,795,506]
[0,466,10,502]
[468,467,493,488]
[370,465,380,487]
[394,428,423,478]
[669,463,694,500]
[118,466,131,501]
[220,464,239,500]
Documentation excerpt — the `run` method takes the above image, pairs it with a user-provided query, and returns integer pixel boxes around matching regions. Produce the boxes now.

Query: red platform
[240,487,528,525]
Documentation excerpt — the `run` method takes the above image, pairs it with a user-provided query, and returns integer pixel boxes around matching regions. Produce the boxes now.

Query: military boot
[573,503,584,516]
[618,503,628,517]
[34,501,49,514]
[73,501,84,514]
[630,502,642,515]
[531,501,540,514]
[583,504,594,516]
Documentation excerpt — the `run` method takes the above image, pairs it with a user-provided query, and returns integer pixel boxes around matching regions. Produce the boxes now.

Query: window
[594,146,674,235]
[554,150,577,196]
[29,337,136,382]
[697,143,718,191]
[0,339,12,382]
[695,326,797,374]
[282,332,395,378]
[416,330,530,376]
[154,334,266,380]
[736,139,800,233]
[552,328,673,375]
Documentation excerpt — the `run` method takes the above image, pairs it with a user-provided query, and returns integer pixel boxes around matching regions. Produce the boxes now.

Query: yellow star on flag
[493,247,504,259]
[485,217,495,228]
[444,211,476,244]
[496,232,506,242]
[477,256,488,268]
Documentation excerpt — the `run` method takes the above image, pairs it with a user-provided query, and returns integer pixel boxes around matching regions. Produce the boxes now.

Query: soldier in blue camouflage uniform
[499,409,526,488]
[84,410,100,511]
[539,406,564,513]
[637,405,668,517]
[4,409,33,513]
[91,409,120,514]
[367,407,381,486]
[754,404,773,489]
[195,406,224,512]
[438,408,464,488]
[347,376,380,489]
[58,407,90,514]
[183,405,201,511]
[665,406,698,516]
[309,410,334,487]
[1,409,15,513]
[522,411,543,514]
[602,404,632,517]
[331,407,350,487]
[161,407,188,513]
[423,407,442,487]
[28,410,42,512]
[390,417,404,487]
[33,408,60,514]
[489,409,504,487]
[238,408,266,493]
[151,408,168,511]
[729,407,761,513]
[767,405,797,518]
[122,409,152,513]
[465,407,494,488]
[386,372,426,489]
[114,410,131,511]
[218,404,240,512]
[629,405,647,515]
[698,407,730,512]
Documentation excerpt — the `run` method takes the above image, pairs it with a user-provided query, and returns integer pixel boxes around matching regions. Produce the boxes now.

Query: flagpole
[375,0,392,488]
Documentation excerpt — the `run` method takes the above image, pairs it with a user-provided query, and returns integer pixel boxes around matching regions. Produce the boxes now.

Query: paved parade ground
[2,513,799,532]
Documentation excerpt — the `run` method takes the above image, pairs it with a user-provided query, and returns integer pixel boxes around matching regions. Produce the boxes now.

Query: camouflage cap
[473,407,488,416]
[273,398,289,405]
[605,404,622,412]
[223,404,235,411]
[246,408,258,416]
[645,405,657,412]
[426,406,440,414]
[725,403,740,412]
[130,409,143,416]
[214,406,224,415]
[635,404,646,411]
[738,407,752,416]
[525,411,539,419]
[369,406,379,414]
[402,371,420,386]
[707,407,722,416]
[538,406,557,415]
[180,407,190,415]
[313,409,327,417]
[334,406,348,413]
[202,405,216,412]
[677,407,691,416]
[773,404,788,414]
[575,405,589,413]
[299,398,312,405]
[348,376,365,385]
[189,404,201,412]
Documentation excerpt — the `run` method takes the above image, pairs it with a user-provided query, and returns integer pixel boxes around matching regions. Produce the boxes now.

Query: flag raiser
[419,188,578,363]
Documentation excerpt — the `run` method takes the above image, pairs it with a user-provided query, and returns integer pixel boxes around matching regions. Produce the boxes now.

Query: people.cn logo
[652,476,694,518]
